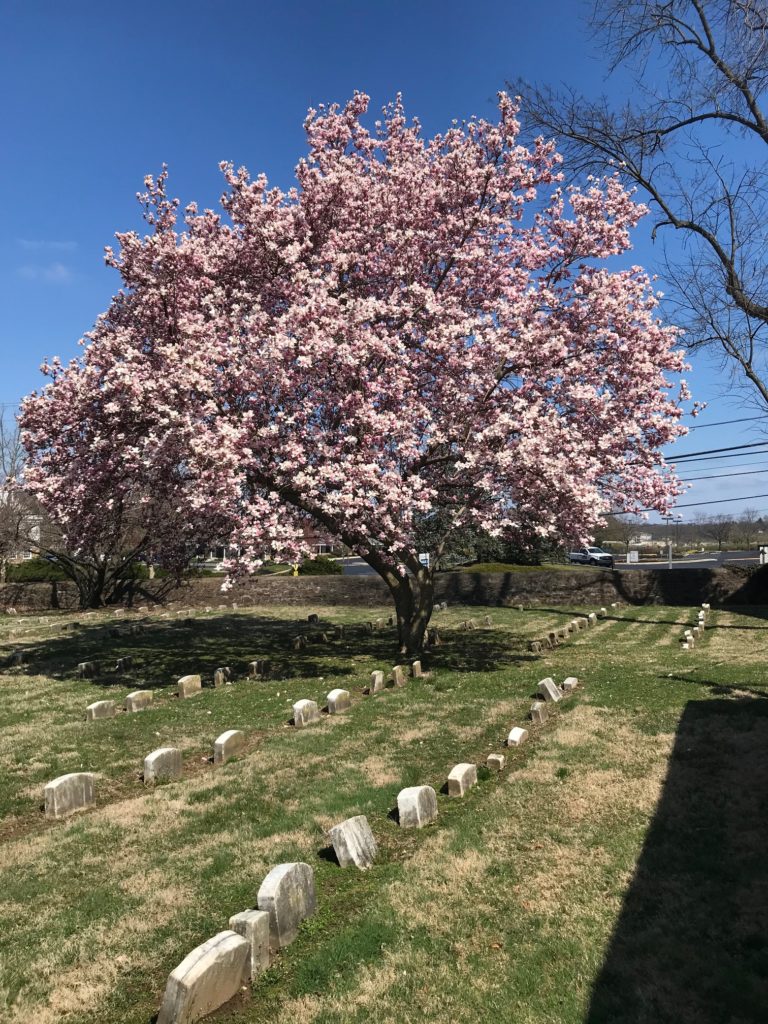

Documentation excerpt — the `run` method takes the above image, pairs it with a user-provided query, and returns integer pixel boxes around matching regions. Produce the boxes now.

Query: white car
[569,546,614,568]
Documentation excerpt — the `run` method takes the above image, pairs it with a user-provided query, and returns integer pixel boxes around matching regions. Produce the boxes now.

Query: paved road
[341,556,378,576]
[616,549,760,571]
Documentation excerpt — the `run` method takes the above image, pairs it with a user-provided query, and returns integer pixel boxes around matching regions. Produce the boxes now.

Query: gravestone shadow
[585,696,768,1023]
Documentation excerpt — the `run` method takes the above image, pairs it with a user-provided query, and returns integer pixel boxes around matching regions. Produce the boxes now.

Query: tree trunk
[387,567,434,659]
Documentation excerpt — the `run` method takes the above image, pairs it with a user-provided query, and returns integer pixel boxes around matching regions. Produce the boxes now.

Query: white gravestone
[397,785,438,828]
[228,909,270,979]
[328,815,378,869]
[257,862,316,950]
[214,730,246,765]
[447,763,478,797]
[156,930,250,1024]
[44,772,95,819]
[507,726,529,747]
[144,747,183,784]
[293,699,320,728]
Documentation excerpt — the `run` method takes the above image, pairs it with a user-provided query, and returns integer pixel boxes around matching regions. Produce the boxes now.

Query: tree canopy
[20,92,690,650]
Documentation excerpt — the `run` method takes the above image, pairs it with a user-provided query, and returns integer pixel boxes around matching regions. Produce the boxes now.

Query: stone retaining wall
[2,564,766,612]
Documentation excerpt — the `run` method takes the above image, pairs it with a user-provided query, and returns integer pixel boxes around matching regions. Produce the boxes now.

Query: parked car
[568,546,614,568]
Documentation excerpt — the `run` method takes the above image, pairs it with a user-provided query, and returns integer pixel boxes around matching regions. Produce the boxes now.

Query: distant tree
[698,512,732,551]
[518,0,768,409]
[736,506,762,548]
[604,514,643,553]
[20,93,690,652]
[0,415,34,583]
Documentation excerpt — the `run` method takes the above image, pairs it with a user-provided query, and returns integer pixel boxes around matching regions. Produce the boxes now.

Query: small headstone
[548,630,559,645]
[85,700,116,721]
[370,670,386,693]
[373,617,384,629]
[576,618,587,631]
[588,612,597,625]
[44,772,95,819]
[293,699,320,728]
[507,726,529,747]
[692,626,701,637]
[125,690,153,712]
[77,661,99,678]
[681,641,690,650]
[410,660,430,679]
[562,676,579,694]
[530,700,547,724]
[557,628,569,641]
[292,636,305,651]
[178,674,202,699]
[249,659,270,680]
[214,730,246,765]
[397,785,438,828]
[516,604,525,612]
[257,862,316,950]
[115,656,133,671]
[391,665,406,687]
[487,753,505,771]
[467,618,478,630]
[483,615,492,626]
[537,677,562,702]
[212,667,229,688]
[144,747,183,784]
[528,640,543,653]
[228,909,270,979]
[427,627,441,646]
[156,930,250,1024]
[308,613,319,624]
[447,763,478,797]
[326,688,351,714]
[328,815,378,869]
[599,607,607,617]
[702,602,711,610]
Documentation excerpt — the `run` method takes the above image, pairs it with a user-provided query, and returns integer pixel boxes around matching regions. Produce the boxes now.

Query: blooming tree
[21,92,690,650]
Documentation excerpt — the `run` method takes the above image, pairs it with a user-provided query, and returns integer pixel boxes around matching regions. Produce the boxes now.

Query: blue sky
[1,0,763,522]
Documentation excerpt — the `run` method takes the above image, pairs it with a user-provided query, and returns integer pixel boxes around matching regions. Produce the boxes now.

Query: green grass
[1,601,767,1023]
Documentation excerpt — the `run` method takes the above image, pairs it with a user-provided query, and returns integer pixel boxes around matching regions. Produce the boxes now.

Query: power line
[681,467,768,483]
[687,415,764,430]
[668,447,768,465]
[671,441,768,461]
[612,491,768,514]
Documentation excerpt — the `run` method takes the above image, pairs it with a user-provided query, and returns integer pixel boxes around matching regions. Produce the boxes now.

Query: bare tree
[697,511,733,549]
[736,504,763,546]
[0,414,38,583]
[517,1,768,408]
[603,513,643,551]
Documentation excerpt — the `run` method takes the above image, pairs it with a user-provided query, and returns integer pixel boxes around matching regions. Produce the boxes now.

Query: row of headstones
[52,680,359,818]
[154,670,582,1023]
[680,603,711,650]
[42,728,249,819]
[527,602,622,654]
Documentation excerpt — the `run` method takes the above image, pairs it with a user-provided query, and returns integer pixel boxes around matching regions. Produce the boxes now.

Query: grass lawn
[1,600,767,1024]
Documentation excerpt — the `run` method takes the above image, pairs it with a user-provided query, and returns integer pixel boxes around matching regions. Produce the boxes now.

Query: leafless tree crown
[517,1,768,407]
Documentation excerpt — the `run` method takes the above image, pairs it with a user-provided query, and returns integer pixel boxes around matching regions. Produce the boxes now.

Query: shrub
[299,556,342,576]
[5,558,67,582]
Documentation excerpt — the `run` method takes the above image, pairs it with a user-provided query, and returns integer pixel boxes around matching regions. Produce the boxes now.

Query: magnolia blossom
[21,92,691,650]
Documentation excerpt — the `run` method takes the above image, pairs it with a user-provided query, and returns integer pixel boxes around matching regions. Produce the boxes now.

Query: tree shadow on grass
[585,696,768,1024]
[3,613,536,688]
